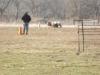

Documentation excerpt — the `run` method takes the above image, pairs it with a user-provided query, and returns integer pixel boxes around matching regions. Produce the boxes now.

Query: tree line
[0,0,100,22]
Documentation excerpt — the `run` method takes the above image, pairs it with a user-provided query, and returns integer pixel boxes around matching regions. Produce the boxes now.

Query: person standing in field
[22,12,31,35]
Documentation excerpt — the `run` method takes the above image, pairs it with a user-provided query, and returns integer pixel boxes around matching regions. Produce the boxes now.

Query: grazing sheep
[48,21,62,28]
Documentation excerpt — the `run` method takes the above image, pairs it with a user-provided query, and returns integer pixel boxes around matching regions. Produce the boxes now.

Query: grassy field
[0,27,100,75]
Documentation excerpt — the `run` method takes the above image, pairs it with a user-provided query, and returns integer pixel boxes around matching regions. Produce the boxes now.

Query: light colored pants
[23,23,29,34]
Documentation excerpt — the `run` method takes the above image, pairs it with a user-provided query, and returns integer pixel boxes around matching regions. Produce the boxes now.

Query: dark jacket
[22,13,31,23]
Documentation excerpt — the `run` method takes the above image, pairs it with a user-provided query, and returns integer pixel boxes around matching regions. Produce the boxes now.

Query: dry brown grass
[0,27,100,75]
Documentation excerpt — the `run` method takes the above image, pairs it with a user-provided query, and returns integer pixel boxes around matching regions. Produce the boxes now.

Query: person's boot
[26,32,28,35]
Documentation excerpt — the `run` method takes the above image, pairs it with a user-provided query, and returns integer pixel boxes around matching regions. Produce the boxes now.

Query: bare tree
[93,0,100,23]
[70,0,81,19]
[0,0,11,21]
[13,0,20,21]
[27,0,40,17]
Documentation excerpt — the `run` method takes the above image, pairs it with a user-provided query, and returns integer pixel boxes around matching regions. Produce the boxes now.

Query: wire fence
[74,19,100,55]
